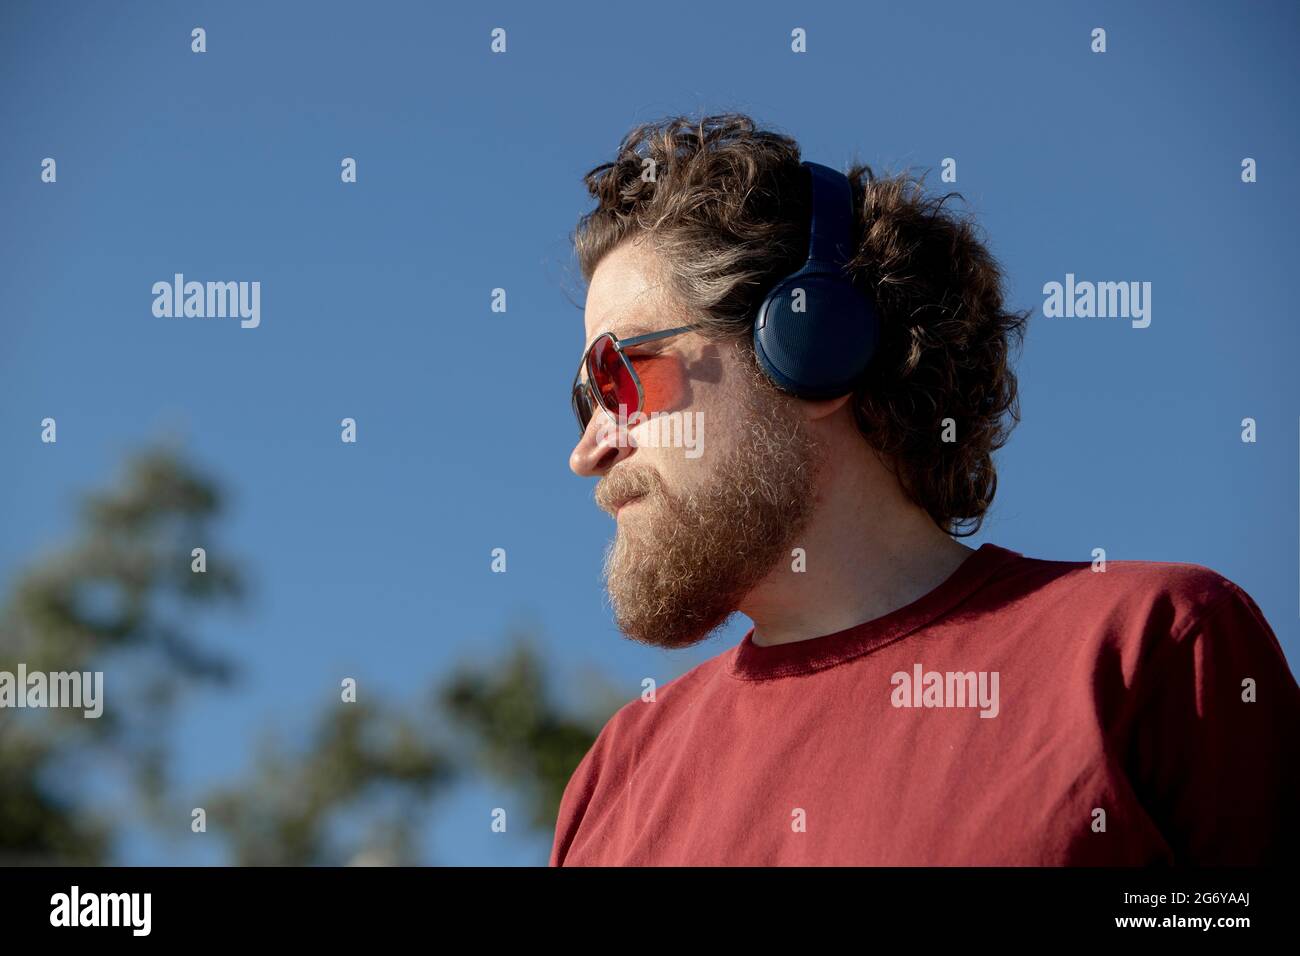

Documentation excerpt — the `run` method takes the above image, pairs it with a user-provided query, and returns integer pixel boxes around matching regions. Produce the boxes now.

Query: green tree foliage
[1,446,610,865]
[0,447,240,863]
[442,639,622,833]
[203,700,455,866]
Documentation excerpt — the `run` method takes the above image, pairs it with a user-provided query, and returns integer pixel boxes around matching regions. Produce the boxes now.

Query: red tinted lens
[587,335,639,418]
[625,352,684,416]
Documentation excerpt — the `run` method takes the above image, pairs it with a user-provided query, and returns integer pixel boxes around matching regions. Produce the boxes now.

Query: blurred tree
[0,444,612,865]
[202,699,455,866]
[441,637,622,833]
[0,446,241,863]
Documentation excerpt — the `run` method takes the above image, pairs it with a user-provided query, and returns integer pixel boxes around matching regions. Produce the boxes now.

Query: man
[551,113,1299,865]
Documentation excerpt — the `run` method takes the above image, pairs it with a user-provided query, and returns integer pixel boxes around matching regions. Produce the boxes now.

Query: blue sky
[2,0,1297,864]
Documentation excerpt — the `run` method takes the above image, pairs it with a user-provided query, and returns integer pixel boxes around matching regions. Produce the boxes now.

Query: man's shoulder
[995,546,1251,641]
[589,644,734,752]
[550,643,734,855]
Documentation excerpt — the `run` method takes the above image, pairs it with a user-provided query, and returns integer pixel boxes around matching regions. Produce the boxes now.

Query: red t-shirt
[550,543,1300,865]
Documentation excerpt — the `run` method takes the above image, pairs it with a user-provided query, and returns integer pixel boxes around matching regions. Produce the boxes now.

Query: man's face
[569,239,824,648]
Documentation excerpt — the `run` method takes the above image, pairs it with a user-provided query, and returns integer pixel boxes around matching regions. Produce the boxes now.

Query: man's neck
[738,444,975,648]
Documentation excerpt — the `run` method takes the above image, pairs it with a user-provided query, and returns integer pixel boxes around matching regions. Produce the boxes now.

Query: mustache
[594,466,665,516]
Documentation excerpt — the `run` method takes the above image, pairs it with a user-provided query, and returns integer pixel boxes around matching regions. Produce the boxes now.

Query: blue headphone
[752,161,880,400]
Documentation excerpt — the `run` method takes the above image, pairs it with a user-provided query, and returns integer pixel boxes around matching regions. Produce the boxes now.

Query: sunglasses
[571,324,699,435]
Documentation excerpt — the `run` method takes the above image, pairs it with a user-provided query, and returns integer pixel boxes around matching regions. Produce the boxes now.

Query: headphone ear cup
[753,273,879,399]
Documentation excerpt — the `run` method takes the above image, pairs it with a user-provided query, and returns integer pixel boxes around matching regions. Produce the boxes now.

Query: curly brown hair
[572,113,1028,537]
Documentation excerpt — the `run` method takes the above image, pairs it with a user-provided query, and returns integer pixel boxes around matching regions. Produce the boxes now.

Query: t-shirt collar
[728,542,1021,681]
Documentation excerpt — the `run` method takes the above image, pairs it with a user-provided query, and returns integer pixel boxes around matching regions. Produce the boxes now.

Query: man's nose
[569,414,634,476]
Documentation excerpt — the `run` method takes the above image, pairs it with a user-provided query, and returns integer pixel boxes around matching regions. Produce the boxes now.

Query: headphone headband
[750,159,880,400]
[803,161,855,271]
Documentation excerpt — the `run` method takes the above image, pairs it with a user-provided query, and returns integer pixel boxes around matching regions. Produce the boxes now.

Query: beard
[594,372,823,649]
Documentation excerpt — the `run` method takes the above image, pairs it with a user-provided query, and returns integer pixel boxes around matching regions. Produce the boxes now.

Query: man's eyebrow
[586,318,656,346]
[615,322,658,340]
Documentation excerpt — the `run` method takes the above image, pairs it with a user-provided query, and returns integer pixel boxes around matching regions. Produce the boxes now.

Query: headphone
[751,161,880,400]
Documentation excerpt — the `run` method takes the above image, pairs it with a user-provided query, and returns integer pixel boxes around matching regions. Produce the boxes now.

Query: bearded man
[553,113,1299,866]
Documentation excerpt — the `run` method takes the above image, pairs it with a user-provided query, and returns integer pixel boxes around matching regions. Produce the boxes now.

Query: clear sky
[2,0,1297,864]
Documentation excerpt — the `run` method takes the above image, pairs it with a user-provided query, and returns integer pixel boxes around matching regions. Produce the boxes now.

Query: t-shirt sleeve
[1124,580,1300,863]
[549,739,602,867]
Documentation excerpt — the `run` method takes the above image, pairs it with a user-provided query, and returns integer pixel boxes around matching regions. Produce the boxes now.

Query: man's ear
[798,392,854,422]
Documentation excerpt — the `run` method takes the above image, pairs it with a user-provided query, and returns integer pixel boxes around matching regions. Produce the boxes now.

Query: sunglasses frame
[571,324,700,435]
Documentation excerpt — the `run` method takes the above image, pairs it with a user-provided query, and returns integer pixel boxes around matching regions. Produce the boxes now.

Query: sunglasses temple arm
[616,324,700,348]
